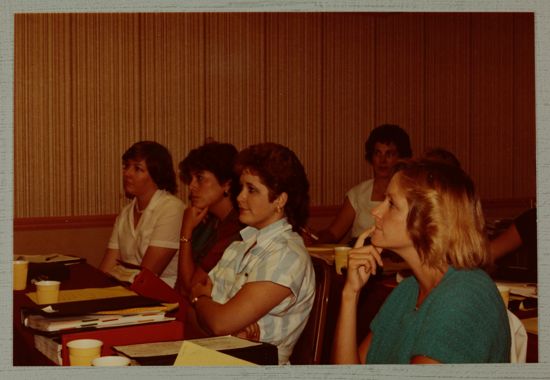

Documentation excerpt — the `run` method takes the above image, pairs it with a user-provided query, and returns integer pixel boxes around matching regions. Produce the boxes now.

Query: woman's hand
[344,226,384,294]
[191,276,213,300]
[234,322,261,341]
[181,205,209,236]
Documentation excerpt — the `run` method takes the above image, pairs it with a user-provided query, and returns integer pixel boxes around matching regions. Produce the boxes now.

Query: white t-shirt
[346,179,381,238]
[108,189,185,287]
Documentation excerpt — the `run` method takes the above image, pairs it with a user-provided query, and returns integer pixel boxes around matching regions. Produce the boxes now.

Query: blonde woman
[332,159,510,364]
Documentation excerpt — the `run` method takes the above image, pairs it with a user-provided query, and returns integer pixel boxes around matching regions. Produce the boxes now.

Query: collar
[132,189,166,213]
[239,218,292,249]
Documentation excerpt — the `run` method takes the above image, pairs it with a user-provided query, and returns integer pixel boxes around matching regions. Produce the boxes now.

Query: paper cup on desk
[497,285,510,308]
[67,339,103,366]
[13,260,29,291]
[92,356,131,367]
[35,280,60,304]
[334,247,351,275]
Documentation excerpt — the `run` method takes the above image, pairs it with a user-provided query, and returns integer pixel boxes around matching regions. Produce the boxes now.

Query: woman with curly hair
[177,141,243,296]
[188,142,315,364]
[100,141,185,287]
[332,158,510,364]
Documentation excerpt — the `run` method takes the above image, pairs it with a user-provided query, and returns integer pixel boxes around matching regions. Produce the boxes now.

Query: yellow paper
[173,341,256,366]
[25,285,178,314]
[26,286,137,304]
[98,302,178,315]
[521,317,538,335]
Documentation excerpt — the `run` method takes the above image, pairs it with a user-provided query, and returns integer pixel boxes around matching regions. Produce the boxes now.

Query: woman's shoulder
[444,267,494,289]
[156,190,185,208]
[436,268,501,308]
[346,179,374,198]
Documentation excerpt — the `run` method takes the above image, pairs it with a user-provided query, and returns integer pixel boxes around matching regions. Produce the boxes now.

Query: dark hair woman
[316,124,412,244]
[188,142,315,365]
[177,142,243,296]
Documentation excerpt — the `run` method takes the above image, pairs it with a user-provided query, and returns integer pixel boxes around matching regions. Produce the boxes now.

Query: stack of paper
[15,254,85,265]
[25,311,173,332]
[495,281,537,298]
[22,286,178,333]
[34,335,62,365]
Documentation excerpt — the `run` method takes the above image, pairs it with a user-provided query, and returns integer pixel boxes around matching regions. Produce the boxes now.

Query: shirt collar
[239,218,292,248]
[132,189,165,212]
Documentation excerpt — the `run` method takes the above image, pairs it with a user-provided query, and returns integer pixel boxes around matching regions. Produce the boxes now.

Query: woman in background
[177,141,243,296]
[316,124,412,244]
[99,141,184,288]
[189,142,315,364]
[332,158,510,364]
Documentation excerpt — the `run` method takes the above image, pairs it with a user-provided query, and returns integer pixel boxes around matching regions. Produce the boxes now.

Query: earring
[276,205,282,213]
[223,190,229,197]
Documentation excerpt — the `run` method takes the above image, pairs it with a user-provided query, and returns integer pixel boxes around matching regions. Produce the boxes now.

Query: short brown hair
[235,142,310,232]
[122,141,177,194]
[394,159,489,269]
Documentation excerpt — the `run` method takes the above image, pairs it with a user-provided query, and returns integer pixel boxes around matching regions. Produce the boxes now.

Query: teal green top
[367,267,510,363]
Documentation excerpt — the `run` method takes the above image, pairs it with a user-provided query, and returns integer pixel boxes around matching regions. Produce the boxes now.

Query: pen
[45,255,59,261]
[300,227,319,241]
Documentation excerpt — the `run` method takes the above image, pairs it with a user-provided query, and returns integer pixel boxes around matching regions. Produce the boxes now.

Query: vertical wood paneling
[14,14,73,217]
[322,13,376,205]
[70,14,142,215]
[512,13,536,197]
[424,13,471,166]
[139,13,205,202]
[265,13,323,204]
[470,13,516,199]
[13,13,536,218]
[376,13,424,154]
[204,13,265,147]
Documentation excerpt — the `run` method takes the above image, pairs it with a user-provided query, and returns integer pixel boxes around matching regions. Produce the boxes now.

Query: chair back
[289,256,332,364]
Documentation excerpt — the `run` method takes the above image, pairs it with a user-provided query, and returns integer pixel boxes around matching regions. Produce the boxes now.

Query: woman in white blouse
[99,141,185,287]
[315,124,412,245]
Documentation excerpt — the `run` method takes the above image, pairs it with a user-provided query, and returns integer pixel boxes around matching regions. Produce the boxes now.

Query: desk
[14,262,278,366]
[13,262,184,366]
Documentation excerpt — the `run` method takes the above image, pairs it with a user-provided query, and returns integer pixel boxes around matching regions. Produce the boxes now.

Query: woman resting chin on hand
[332,158,511,364]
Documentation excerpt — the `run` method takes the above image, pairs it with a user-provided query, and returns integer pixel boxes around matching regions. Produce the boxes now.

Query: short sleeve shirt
[108,189,185,287]
[346,179,381,237]
[367,267,510,364]
[209,218,316,364]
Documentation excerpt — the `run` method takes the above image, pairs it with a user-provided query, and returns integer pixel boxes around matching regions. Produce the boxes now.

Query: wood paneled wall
[14,12,535,218]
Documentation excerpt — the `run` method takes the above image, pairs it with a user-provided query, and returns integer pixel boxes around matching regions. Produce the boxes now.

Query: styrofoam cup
[13,260,29,291]
[35,280,60,304]
[334,247,351,275]
[67,339,103,366]
[92,356,131,367]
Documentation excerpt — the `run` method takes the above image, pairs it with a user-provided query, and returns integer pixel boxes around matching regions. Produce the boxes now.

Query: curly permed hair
[364,124,412,163]
[234,142,310,232]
